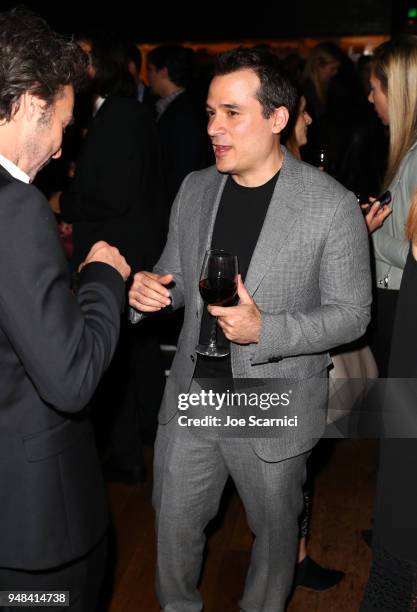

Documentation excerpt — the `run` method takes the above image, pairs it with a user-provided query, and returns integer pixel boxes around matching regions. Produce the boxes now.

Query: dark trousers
[368,288,399,379]
[0,536,107,612]
[93,317,165,470]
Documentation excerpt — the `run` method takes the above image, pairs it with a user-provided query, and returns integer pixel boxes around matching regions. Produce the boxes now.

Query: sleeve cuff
[251,312,283,365]
[79,261,125,309]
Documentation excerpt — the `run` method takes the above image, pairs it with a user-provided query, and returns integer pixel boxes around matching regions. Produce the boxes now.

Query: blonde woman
[368,36,417,378]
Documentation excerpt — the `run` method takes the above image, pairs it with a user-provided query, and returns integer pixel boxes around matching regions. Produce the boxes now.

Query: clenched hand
[208,275,261,344]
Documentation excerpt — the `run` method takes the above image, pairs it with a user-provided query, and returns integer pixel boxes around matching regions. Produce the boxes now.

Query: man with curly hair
[0,9,131,610]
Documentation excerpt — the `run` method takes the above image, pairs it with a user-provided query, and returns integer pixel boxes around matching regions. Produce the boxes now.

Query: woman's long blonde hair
[406,187,417,243]
[372,37,417,189]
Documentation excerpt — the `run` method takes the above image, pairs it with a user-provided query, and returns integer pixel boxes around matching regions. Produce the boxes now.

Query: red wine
[199,278,237,305]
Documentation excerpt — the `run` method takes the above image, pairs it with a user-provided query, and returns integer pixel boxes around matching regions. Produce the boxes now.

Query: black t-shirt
[194,170,280,379]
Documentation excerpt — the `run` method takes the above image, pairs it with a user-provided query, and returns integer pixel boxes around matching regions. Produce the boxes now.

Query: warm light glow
[137,35,389,83]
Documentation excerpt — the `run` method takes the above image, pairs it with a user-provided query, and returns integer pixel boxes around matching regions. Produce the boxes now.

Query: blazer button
[190,355,195,362]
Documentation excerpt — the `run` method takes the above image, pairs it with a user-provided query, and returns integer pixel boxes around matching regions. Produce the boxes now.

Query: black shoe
[103,464,146,485]
[361,528,373,548]
[294,555,345,591]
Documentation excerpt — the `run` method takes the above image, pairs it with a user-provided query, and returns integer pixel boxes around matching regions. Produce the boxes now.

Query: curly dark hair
[214,47,298,121]
[0,8,87,121]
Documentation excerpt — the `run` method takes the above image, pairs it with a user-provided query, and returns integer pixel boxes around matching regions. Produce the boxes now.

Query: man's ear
[19,91,45,122]
[271,106,289,134]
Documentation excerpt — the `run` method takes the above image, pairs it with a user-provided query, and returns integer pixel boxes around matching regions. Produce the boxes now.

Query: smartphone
[362,190,392,214]
[374,190,392,208]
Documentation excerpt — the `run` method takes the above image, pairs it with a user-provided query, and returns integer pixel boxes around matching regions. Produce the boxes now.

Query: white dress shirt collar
[0,154,30,184]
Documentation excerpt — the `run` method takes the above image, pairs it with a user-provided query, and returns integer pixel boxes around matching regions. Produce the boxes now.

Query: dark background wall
[1,0,413,40]
[295,0,392,36]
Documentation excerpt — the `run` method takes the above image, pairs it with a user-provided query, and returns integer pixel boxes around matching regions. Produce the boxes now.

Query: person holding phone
[360,37,417,612]
[361,190,392,234]
[366,37,417,378]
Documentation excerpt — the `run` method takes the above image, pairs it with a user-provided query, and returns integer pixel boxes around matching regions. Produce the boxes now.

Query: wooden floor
[106,439,378,612]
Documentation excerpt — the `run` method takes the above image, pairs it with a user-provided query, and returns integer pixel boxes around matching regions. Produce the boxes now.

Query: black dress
[362,246,417,611]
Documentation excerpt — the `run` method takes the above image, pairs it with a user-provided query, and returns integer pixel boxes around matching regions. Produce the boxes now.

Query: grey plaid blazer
[131,148,372,460]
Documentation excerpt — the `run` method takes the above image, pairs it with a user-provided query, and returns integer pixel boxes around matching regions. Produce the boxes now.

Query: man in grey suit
[129,48,371,611]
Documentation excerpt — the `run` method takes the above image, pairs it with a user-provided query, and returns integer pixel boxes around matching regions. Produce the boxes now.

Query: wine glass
[196,249,238,358]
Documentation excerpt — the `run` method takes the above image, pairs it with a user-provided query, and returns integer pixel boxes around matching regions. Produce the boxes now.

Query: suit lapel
[196,172,228,314]
[0,165,14,182]
[197,173,228,274]
[245,148,305,296]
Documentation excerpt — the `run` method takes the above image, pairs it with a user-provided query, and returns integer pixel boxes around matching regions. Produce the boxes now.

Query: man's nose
[207,115,224,136]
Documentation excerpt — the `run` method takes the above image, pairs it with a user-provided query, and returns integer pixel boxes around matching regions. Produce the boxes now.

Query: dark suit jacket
[157,91,210,207]
[0,166,124,570]
[61,95,168,272]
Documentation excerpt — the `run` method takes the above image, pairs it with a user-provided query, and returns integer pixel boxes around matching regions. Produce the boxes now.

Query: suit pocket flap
[23,419,92,462]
